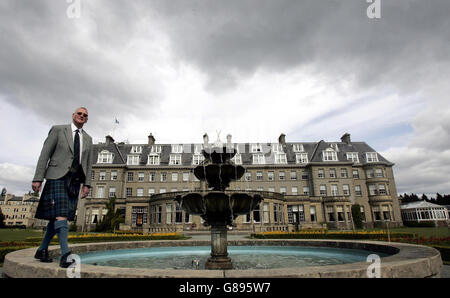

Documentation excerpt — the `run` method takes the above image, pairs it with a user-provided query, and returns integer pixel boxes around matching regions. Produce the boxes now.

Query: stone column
[205,224,232,270]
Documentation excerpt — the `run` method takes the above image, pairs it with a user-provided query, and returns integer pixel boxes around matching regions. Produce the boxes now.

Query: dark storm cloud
[144,0,450,92]
[0,0,162,133]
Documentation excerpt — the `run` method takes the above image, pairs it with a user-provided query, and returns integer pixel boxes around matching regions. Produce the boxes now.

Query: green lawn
[0,229,45,242]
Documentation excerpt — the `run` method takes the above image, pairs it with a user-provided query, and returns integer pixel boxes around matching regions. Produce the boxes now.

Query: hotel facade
[75,133,403,232]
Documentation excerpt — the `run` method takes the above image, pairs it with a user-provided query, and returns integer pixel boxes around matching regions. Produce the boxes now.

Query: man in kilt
[32,107,93,268]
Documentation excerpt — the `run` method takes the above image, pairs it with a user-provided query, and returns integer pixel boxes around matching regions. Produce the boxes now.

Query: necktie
[73,129,80,168]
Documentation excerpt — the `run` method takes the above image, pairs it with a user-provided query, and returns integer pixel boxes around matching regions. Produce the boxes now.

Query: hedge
[250,231,416,240]
[25,233,188,243]
[433,245,450,263]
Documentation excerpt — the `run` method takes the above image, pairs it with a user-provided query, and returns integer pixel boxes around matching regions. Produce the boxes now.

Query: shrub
[250,230,416,241]
[351,205,363,229]
[433,245,450,263]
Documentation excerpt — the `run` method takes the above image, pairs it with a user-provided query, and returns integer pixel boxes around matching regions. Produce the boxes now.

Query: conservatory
[401,201,449,225]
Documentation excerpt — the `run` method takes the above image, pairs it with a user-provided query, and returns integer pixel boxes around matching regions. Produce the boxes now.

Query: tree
[421,194,429,202]
[351,205,363,229]
[0,208,5,228]
[95,197,125,232]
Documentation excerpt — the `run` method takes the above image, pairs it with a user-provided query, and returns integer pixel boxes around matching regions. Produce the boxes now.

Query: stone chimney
[341,133,351,144]
[105,135,115,145]
[278,133,286,145]
[148,133,155,146]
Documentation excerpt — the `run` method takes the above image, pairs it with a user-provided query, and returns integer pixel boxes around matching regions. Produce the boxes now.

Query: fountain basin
[3,239,443,278]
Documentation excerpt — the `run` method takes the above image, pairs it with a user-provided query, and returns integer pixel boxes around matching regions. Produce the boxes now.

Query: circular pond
[79,245,388,270]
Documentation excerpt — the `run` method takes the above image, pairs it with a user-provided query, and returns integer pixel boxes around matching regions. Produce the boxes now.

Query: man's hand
[81,186,90,198]
[32,181,42,193]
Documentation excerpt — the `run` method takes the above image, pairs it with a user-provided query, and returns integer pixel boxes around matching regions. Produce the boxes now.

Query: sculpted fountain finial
[203,133,209,148]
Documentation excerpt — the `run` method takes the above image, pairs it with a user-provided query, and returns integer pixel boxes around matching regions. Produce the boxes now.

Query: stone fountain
[175,134,262,269]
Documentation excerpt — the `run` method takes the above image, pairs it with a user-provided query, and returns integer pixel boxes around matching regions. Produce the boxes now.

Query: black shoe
[34,248,53,263]
[59,251,75,268]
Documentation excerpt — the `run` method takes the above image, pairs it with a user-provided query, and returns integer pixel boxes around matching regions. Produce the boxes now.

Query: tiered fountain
[175,134,262,269]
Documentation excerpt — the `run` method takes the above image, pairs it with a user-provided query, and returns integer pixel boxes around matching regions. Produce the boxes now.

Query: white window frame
[151,145,161,153]
[108,187,116,198]
[293,144,304,152]
[366,152,379,162]
[182,172,190,182]
[111,170,118,180]
[172,173,178,182]
[346,152,359,163]
[137,188,144,197]
[194,144,203,154]
[232,154,242,164]
[252,153,265,164]
[169,154,182,165]
[322,149,338,161]
[296,153,308,164]
[192,154,205,165]
[275,153,287,164]
[97,186,105,198]
[127,154,140,165]
[272,144,283,152]
[251,144,263,153]
[131,146,142,154]
[171,144,183,153]
[97,150,114,164]
[147,154,160,165]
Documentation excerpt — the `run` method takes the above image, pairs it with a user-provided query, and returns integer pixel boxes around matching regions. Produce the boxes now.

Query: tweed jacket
[33,124,94,187]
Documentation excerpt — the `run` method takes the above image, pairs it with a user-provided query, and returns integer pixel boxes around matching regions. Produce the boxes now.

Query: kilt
[35,176,79,221]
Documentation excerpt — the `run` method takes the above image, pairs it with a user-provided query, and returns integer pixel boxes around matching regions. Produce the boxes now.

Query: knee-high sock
[39,219,56,250]
[54,220,70,256]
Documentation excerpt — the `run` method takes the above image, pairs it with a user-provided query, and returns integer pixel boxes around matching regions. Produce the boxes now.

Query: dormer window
[147,153,160,165]
[192,154,205,165]
[296,153,308,164]
[251,144,263,153]
[272,144,283,153]
[346,152,359,163]
[127,154,140,165]
[150,145,161,153]
[131,146,142,154]
[97,150,114,164]
[194,144,203,154]
[322,148,338,161]
[274,153,287,164]
[252,153,265,164]
[293,144,304,152]
[232,154,242,165]
[366,152,379,162]
[171,144,183,153]
[169,154,182,165]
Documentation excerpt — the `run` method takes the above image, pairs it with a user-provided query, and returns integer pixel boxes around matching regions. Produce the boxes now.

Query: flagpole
[112,118,119,139]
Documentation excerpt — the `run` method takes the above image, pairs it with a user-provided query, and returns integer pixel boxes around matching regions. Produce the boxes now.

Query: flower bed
[250,230,416,240]
[25,232,188,244]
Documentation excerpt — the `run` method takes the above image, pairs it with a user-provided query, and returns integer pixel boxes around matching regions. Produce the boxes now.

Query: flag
[115,118,119,124]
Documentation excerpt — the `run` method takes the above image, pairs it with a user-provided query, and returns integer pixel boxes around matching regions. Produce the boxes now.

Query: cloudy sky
[0,0,449,196]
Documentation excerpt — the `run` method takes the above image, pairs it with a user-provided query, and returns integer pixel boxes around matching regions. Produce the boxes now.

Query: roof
[92,139,394,167]
[400,201,446,209]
